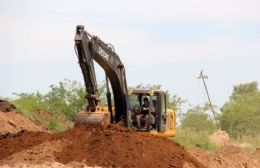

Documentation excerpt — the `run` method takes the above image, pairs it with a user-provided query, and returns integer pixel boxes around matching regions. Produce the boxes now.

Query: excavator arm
[74,25,129,125]
[74,26,99,112]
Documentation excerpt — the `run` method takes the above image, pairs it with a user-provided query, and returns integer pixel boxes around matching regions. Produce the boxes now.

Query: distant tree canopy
[11,78,260,140]
[230,82,258,101]
[13,79,86,120]
[180,104,217,133]
[44,79,86,120]
[219,82,260,138]
[12,81,185,121]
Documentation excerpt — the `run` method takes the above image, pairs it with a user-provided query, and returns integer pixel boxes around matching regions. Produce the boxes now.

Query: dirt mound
[0,99,16,112]
[0,110,44,139]
[0,125,205,168]
[190,146,260,168]
[0,131,51,159]
[54,125,204,168]
[0,99,45,138]
[32,109,73,130]
[208,130,230,147]
[254,148,260,161]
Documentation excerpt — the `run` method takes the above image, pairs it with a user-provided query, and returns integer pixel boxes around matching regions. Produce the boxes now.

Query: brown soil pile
[254,148,260,162]
[208,130,231,147]
[55,125,205,168]
[0,99,16,112]
[190,146,260,168]
[0,125,205,168]
[0,131,50,159]
[0,99,44,138]
[0,111,44,138]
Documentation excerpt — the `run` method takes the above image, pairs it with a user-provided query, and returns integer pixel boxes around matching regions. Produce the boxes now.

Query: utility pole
[198,70,219,128]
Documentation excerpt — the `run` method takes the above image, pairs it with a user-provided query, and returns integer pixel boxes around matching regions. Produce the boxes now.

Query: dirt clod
[0,99,16,112]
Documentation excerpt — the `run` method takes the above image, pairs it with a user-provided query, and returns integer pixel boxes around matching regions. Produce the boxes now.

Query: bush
[174,104,219,151]
[12,92,47,117]
[181,105,217,133]
[172,128,219,151]
[12,79,88,120]
[44,79,86,120]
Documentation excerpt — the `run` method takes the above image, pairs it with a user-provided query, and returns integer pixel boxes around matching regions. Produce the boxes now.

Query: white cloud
[0,22,260,65]
[0,17,75,63]
[1,0,260,23]
[0,0,260,64]
[92,26,260,65]
[90,0,260,23]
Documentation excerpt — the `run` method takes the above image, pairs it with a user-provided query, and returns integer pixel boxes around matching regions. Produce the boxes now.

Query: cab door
[157,92,167,132]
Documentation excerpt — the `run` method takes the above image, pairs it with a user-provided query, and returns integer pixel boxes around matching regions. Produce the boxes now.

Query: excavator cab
[128,89,176,135]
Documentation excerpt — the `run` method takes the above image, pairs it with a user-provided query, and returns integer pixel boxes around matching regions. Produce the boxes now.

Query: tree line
[12,79,260,138]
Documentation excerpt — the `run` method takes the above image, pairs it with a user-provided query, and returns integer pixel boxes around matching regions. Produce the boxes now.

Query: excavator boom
[74,25,129,127]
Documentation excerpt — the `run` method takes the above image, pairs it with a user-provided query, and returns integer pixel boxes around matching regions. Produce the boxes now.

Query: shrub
[181,105,217,133]
[172,128,219,151]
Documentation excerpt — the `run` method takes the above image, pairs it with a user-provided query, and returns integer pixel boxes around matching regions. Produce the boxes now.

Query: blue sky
[1,0,260,108]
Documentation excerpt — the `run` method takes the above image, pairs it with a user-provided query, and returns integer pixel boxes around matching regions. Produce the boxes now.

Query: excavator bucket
[74,111,110,128]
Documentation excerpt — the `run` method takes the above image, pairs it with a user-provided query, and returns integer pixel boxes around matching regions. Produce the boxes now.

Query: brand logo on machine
[98,47,109,61]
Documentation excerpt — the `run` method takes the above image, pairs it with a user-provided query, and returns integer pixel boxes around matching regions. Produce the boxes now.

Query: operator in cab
[136,97,155,129]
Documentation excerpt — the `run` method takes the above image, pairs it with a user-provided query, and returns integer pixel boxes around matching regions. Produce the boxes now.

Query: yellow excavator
[74,25,176,136]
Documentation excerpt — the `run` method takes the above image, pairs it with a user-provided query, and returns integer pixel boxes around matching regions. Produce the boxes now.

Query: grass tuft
[47,119,67,132]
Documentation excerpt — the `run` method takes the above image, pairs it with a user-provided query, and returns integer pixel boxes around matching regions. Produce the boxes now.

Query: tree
[12,79,108,121]
[44,79,86,120]
[181,104,217,132]
[219,82,260,138]
[230,81,258,101]
[167,93,186,113]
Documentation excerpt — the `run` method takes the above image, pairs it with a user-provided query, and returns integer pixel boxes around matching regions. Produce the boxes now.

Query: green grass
[47,119,67,132]
[34,114,45,125]
[12,100,69,132]
[14,106,33,118]
[172,129,219,151]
